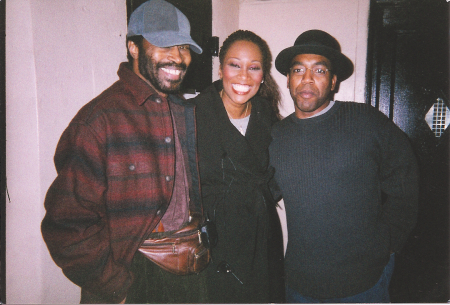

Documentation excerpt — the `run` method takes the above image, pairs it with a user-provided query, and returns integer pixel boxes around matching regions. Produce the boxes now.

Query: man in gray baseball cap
[127,0,202,95]
[42,0,208,303]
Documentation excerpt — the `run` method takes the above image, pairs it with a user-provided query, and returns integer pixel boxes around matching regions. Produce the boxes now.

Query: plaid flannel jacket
[41,63,201,303]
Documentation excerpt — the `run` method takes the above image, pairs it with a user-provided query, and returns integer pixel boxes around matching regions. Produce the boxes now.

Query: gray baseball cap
[127,0,203,54]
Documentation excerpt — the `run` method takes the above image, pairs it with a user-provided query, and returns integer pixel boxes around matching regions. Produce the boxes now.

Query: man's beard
[138,51,187,95]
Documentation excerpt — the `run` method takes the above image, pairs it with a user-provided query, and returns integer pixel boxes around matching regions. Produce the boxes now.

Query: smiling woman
[191,30,284,303]
[219,40,264,120]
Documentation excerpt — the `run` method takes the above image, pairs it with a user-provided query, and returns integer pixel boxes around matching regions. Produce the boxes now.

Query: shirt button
[165,176,172,182]
[165,137,172,143]
[129,164,136,171]
[156,210,162,216]
[154,97,162,104]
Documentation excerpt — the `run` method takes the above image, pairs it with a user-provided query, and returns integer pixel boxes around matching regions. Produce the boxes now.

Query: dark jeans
[286,253,395,303]
[125,251,208,304]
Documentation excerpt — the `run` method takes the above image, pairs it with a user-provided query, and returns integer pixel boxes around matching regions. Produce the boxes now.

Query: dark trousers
[126,251,208,304]
[286,254,395,303]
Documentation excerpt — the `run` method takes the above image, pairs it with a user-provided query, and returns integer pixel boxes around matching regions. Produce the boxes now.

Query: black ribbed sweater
[269,101,418,299]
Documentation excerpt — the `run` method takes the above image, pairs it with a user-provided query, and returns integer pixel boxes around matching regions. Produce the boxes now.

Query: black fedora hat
[275,29,353,81]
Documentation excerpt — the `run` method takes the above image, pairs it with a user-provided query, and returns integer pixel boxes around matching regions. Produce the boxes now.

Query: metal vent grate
[425,98,450,137]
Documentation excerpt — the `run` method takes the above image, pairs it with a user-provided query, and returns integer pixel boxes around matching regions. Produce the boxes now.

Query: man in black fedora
[269,29,418,303]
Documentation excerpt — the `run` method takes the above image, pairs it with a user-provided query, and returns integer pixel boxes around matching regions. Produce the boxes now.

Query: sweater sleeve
[41,122,132,303]
[378,116,419,253]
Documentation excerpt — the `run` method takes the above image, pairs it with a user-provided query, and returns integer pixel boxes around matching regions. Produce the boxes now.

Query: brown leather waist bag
[138,213,210,275]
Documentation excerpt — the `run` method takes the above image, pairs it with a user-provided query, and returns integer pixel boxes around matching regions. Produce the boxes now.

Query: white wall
[5,0,368,303]
[6,0,127,303]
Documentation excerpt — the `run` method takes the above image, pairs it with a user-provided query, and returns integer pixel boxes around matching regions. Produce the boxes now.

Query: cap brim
[275,45,353,81]
[143,32,203,54]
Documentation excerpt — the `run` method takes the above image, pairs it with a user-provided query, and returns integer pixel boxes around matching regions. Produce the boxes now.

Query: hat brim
[275,45,353,81]
[143,32,203,54]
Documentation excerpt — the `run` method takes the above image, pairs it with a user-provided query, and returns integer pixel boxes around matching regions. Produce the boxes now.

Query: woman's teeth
[232,84,250,93]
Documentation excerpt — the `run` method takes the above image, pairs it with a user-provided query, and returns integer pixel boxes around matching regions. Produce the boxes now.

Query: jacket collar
[117,62,163,106]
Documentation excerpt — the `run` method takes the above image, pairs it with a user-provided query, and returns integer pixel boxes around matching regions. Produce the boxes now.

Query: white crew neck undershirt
[305,101,335,119]
[229,115,250,136]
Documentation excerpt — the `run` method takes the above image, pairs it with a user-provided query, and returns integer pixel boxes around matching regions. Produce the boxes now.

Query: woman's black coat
[192,81,284,303]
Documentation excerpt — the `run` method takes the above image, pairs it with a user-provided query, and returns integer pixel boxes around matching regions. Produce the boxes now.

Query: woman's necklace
[225,102,249,119]
[227,103,249,136]
[220,90,250,135]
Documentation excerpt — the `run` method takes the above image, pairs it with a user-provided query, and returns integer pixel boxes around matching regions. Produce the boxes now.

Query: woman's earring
[261,79,264,84]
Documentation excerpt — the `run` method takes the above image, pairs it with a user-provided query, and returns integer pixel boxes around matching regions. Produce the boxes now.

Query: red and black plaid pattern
[42,63,199,303]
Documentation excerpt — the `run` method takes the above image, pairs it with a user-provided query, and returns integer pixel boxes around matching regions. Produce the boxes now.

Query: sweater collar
[290,101,341,124]
[305,101,335,119]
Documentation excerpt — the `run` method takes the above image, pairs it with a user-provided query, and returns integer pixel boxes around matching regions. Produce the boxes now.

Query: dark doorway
[366,0,449,302]
[126,0,213,94]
